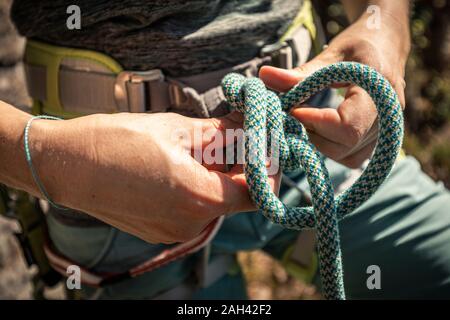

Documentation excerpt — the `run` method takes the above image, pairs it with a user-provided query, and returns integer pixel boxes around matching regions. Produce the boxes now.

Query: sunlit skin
[0,0,410,244]
[0,103,279,244]
[260,0,410,168]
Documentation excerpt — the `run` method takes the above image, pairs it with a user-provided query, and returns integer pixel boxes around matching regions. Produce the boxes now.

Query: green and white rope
[222,62,404,300]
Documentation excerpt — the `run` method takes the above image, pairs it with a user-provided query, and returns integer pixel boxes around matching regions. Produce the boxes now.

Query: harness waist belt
[23,25,313,119]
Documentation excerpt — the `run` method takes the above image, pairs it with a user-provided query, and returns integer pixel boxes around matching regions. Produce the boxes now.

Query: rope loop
[221,62,404,299]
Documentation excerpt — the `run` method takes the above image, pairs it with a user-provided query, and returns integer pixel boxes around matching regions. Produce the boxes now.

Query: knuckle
[350,40,383,69]
[343,123,365,147]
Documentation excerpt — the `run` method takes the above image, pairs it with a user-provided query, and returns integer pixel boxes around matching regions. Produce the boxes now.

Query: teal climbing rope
[222,62,404,300]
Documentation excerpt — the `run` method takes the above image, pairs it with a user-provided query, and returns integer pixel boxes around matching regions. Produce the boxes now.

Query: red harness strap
[44,216,225,287]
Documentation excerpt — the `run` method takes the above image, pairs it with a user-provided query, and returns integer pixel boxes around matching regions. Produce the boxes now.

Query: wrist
[326,14,410,79]
[28,119,68,202]
[34,116,100,208]
[356,4,411,63]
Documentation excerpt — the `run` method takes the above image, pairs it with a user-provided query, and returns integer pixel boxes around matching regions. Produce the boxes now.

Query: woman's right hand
[27,111,279,244]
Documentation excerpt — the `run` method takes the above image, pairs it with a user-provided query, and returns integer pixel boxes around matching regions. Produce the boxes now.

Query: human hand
[260,12,410,168]
[30,112,280,243]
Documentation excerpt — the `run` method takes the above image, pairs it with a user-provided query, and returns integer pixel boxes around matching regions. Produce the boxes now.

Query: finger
[189,112,245,167]
[190,111,244,149]
[202,162,229,172]
[201,111,244,135]
[259,65,349,93]
[227,162,281,194]
[291,86,377,148]
[204,162,281,215]
[205,170,254,214]
[335,85,378,146]
[259,51,337,92]
[259,66,304,92]
[291,107,351,146]
[201,146,229,172]
[339,140,377,169]
[307,130,376,169]
[306,131,350,161]
[393,79,406,109]
[302,129,376,169]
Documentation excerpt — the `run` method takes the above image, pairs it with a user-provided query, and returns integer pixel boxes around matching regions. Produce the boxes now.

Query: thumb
[210,164,281,214]
[259,53,334,92]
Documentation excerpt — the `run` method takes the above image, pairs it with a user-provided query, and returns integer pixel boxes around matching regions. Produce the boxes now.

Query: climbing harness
[0,186,62,299]
[222,62,404,299]
[19,35,403,299]
[18,19,319,292]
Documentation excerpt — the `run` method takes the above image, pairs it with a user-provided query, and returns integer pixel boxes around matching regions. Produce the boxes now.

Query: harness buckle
[114,69,165,113]
[260,41,298,70]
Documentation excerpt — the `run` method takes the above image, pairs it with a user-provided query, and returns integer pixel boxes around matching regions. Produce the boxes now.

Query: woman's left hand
[260,10,410,168]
